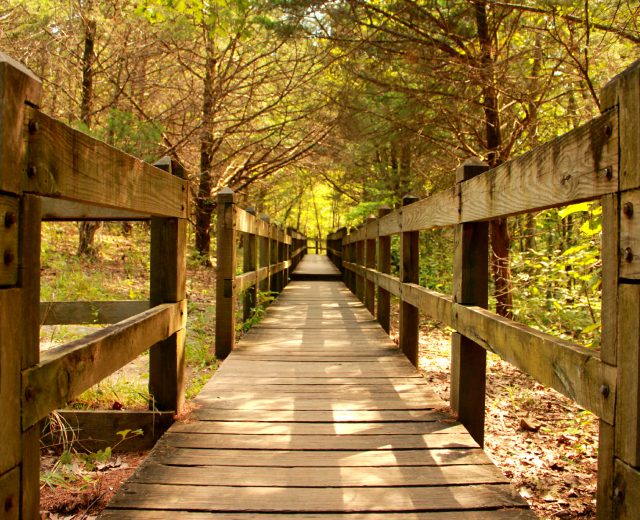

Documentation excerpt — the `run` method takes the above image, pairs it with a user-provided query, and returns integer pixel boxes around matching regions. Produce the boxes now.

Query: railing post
[364,215,377,315]
[242,207,257,322]
[215,187,237,359]
[150,158,187,413]
[598,59,640,519]
[337,227,346,273]
[450,159,489,447]
[377,206,392,333]
[259,215,271,298]
[269,221,279,294]
[0,52,42,519]
[355,228,365,302]
[278,226,286,290]
[400,195,420,366]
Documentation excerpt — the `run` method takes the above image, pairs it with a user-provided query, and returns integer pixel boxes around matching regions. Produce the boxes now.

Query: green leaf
[558,202,591,219]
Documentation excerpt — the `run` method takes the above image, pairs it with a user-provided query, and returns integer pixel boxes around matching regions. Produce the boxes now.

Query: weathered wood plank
[130,462,505,487]
[613,458,640,519]
[454,304,615,424]
[148,445,492,467]
[0,195,19,286]
[400,195,420,366]
[0,466,20,520]
[25,110,188,218]
[106,482,526,512]
[39,300,150,325]
[215,188,236,359]
[170,419,462,435]
[619,189,640,279]
[615,284,640,465]
[22,301,186,428]
[40,198,149,221]
[0,288,22,473]
[451,161,489,447]
[0,51,42,195]
[460,109,618,222]
[100,510,535,520]
[162,432,479,450]
[377,206,392,332]
[402,188,458,231]
[190,397,442,412]
[191,409,451,423]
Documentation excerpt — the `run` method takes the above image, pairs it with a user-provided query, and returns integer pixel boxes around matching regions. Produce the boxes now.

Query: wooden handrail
[326,58,640,519]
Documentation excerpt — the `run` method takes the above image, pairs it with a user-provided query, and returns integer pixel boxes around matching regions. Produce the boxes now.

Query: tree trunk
[77,11,102,257]
[475,1,513,318]
[194,32,217,263]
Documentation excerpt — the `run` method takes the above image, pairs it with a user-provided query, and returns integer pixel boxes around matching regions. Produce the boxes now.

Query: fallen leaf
[520,417,541,432]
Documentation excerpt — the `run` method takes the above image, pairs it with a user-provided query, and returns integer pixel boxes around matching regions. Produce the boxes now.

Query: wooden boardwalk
[102,255,533,518]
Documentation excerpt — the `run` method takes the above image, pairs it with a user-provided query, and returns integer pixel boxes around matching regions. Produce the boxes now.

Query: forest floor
[38,225,598,519]
[410,322,598,519]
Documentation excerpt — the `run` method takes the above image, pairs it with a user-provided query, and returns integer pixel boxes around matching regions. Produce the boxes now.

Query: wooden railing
[0,52,189,516]
[215,188,306,359]
[327,60,640,519]
[306,237,326,254]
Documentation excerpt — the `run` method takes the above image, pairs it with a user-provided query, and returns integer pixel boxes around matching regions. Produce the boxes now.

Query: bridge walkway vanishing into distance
[101,255,533,518]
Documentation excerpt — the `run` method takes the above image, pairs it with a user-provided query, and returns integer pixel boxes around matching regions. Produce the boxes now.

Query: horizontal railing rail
[327,59,640,519]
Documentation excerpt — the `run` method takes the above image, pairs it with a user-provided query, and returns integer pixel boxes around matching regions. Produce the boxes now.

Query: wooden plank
[25,110,188,218]
[400,195,420,366]
[454,304,616,424]
[601,58,640,191]
[402,283,453,325]
[22,301,186,429]
[597,420,615,517]
[451,160,489,447]
[235,207,256,235]
[100,510,535,520]
[18,195,41,520]
[170,420,464,435]
[201,384,430,394]
[377,206,392,332]
[600,193,619,364]
[613,458,640,519]
[402,188,458,231]
[461,109,618,222]
[188,397,442,411]
[40,198,148,221]
[364,216,376,314]
[106,482,526,512]
[619,189,640,278]
[149,197,187,412]
[162,432,479,450]
[0,51,42,195]
[0,194,19,286]
[214,365,420,378]
[40,300,150,325]
[615,284,640,465]
[41,410,173,453]
[215,188,236,359]
[242,207,257,322]
[130,462,505,487]
[206,376,424,385]
[377,209,401,237]
[0,466,20,520]
[191,409,448,423]
[148,445,492,467]
[0,288,29,473]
